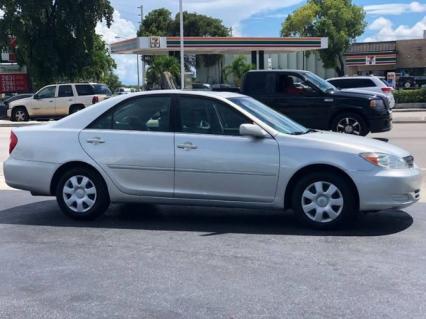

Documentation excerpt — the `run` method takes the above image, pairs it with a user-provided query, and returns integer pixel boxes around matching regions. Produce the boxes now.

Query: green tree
[281,0,366,76]
[223,55,253,87]
[146,55,180,89]
[0,0,114,89]
[138,10,230,73]
[102,71,122,92]
[137,8,172,37]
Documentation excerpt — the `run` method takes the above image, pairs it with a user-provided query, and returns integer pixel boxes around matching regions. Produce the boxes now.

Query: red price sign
[0,73,29,93]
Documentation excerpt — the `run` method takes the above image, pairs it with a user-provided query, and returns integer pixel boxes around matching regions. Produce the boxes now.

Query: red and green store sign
[345,52,397,66]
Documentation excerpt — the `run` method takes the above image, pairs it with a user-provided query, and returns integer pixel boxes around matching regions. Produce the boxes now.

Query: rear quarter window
[75,84,95,96]
[93,84,112,96]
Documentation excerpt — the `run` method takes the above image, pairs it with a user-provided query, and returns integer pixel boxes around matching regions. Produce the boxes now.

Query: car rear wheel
[69,105,85,114]
[291,172,357,229]
[332,113,368,136]
[11,107,29,122]
[56,167,110,220]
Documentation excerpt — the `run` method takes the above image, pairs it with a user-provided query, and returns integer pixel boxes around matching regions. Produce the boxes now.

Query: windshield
[228,97,309,135]
[304,72,337,93]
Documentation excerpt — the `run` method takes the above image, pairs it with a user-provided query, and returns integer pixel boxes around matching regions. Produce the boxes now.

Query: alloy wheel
[15,110,27,122]
[336,117,361,135]
[301,181,344,223]
[62,175,97,213]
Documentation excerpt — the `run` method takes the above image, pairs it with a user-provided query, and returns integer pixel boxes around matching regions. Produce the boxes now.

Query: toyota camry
[4,91,422,229]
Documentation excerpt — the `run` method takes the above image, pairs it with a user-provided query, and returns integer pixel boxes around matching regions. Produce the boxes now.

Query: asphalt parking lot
[0,124,425,318]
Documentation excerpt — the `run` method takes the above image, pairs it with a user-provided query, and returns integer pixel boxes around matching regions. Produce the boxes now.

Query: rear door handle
[86,137,105,145]
[177,142,197,150]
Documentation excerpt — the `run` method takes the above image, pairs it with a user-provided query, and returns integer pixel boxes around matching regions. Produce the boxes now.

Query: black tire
[331,112,368,136]
[291,171,358,230]
[69,105,85,115]
[11,106,29,122]
[56,167,110,220]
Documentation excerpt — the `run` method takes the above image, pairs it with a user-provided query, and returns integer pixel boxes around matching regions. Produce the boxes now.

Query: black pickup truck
[240,70,392,136]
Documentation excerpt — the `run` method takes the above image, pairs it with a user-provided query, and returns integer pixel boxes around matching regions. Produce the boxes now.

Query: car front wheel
[11,107,29,122]
[56,167,110,220]
[331,113,368,136]
[291,172,357,229]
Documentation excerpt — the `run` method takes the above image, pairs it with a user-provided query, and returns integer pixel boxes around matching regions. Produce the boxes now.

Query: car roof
[140,89,245,99]
[247,69,309,74]
[327,76,381,81]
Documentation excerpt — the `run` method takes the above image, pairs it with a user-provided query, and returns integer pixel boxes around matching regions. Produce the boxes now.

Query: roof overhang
[111,36,328,55]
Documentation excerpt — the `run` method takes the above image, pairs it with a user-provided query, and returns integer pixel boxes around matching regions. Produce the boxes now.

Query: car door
[31,85,57,116]
[268,73,330,128]
[174,95,280,203]
[79,95,174,197]
[56,85,75,116]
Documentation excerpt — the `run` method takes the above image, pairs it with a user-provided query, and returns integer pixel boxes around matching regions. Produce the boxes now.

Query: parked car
[1,93,33,119]
[191,83,212,91]
[240,71,392,136]
[327,76,395,109]
[6,83,111,122]
[4,91,421,229]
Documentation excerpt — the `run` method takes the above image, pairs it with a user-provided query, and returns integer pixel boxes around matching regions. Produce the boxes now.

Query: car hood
[341,88,386,98]
[329,89,376,99]
[295,131,410,158]
[9,97,33,107]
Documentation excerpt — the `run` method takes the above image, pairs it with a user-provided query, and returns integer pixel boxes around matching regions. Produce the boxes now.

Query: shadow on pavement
[0,198,414,237]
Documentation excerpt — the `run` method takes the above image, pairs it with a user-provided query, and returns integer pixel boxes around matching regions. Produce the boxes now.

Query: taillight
[9,131,18,154]
[381,87,392,93]
[92,96,99,104]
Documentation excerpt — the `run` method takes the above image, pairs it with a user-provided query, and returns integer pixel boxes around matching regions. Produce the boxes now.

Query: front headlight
[369,98,385,109]
[360,152,409,169]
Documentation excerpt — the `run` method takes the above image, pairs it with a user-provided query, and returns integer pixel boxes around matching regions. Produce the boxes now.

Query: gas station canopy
[111,36,328,55]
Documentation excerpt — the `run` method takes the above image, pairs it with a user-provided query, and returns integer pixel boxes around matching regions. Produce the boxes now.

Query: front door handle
[86,137,105,145]
[177,142,198,150]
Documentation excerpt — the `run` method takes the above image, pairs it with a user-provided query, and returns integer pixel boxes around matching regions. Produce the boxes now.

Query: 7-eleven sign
[366,55,376,65]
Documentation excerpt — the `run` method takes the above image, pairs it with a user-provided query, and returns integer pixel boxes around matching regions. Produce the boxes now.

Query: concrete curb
[395,103,426,109]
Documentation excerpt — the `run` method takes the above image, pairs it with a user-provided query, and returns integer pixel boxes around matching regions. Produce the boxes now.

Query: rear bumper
[4,158,57,196]
[351,167,422,211]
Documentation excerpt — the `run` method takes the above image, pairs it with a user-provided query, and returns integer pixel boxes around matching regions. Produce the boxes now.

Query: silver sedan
[4,91,422,229]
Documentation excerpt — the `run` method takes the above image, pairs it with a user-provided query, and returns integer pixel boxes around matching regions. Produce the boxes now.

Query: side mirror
[240,124,268,138]
[33,94,39,100]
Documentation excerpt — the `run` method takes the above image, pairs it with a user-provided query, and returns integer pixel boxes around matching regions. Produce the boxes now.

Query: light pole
[179,0,185,89]
[138,4,144,90]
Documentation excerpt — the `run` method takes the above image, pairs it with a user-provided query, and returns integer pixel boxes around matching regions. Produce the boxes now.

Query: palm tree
[223,56,253,87]
[146,55,180,89]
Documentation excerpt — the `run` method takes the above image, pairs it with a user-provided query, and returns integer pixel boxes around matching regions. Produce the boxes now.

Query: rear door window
[58,85,74,97]
[244,73,275,95]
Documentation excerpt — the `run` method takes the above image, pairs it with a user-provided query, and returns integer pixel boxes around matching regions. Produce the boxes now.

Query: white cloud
[112,0,302,36]
[98,1,303,84]
[96,10,139,85]
[364,1,426,15]
[364,16,426,41]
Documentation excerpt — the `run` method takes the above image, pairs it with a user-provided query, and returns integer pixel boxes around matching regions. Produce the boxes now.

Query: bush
[394,88,426,104]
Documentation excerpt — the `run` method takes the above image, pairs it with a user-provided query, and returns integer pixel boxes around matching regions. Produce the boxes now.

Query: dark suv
[240,70,392,136]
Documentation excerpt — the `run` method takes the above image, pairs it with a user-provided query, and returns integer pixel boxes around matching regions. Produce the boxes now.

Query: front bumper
[6,108,11,119]
[351,167,422,211]
[369,113,392,133]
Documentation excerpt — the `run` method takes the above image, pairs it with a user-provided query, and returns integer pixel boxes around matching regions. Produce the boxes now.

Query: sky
[97,0,426,84]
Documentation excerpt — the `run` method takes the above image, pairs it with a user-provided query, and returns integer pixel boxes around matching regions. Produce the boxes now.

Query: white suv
[327,76,395,109]
[7,83,112,122]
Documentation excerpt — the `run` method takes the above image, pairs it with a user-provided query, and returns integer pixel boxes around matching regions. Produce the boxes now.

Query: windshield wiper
[289,129,317,135]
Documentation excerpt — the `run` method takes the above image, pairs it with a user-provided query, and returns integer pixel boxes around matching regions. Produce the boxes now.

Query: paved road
[0,124,425,318]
